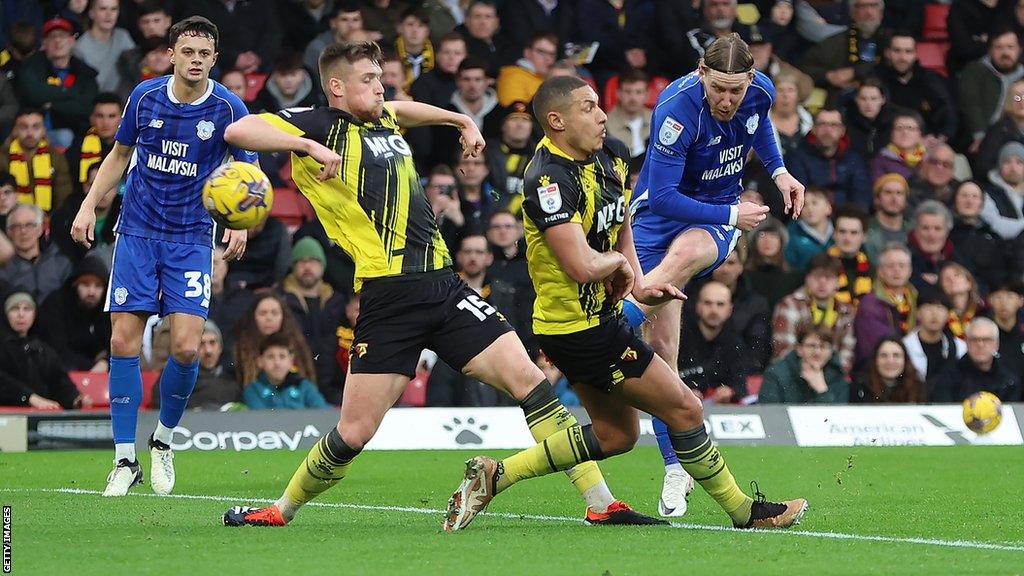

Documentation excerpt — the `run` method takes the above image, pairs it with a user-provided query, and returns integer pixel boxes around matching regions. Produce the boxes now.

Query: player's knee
[663,390,704,431]
[170,338,200,364]
[505,363,549,402]
[337,422,372,451]
[109,333,141,357]
[596,427,638,457]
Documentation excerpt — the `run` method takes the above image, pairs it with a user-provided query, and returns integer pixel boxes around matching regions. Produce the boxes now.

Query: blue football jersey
[631,70,784,225]
[114,76,258,244]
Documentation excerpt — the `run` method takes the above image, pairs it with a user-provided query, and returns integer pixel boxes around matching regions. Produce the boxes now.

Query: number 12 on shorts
[184,271,212,308]
[457,294,496,321]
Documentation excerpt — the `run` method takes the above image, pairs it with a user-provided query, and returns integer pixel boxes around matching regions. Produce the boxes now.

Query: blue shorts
[632,207,741,277]
[105,233,213,318]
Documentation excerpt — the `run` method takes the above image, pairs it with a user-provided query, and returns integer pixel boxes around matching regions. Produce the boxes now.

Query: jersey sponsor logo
[746,113,759,135]
[595,195,626,233]
[148,118,164,129]
[537,179,562,214]
[364,134,412,158]
[147,139,199,176]
[113,287,128,305]
[659,117,683,145]
[702,144,745,180]
[196,120,215,141]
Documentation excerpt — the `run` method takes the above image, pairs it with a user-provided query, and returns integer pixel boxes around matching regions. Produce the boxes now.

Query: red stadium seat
[922,3,950,41]
[397,368,429,407]
[270,186,316,233]
[244,72,268,102]
[71,371,110,407]
[917,41,949,77]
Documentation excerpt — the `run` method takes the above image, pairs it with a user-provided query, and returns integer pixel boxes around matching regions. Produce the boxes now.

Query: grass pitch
[2,446,1022,575]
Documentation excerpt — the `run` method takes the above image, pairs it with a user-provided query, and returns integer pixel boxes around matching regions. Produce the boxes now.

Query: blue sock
[621,299,646,328]
[653,417,680,466]
[109,356,143,446]
[158,355,200,430]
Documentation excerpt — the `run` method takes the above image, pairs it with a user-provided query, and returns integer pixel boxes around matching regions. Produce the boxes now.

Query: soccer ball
[202,161,273,230]
[962,391,1002,435]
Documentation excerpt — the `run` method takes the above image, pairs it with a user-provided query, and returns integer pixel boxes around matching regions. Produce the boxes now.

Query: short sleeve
[523,163,582,231]
[114,85,146,146]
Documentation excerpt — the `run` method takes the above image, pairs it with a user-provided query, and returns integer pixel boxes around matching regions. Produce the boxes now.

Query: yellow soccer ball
[962,391,1002,435]
[202,161,273,230]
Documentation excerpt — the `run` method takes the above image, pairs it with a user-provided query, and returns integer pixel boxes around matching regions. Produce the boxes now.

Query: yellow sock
[277,429,359,519]
[496,424,603,492]
[671,425,752,525]
[520,384,607,501]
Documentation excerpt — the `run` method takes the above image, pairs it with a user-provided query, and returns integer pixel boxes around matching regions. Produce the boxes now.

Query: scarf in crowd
[8,138,53,211]
[885,142,926,169]
[396,37,434,88]
[809,296,840,329]
[947,300,978,338]
[78,129,104,183]
[828,246,872,305]
[885,286,915,333]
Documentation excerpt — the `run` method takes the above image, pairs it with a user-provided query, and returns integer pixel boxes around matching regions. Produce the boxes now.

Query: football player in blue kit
[71,16,336,497]
[620,34,806,517]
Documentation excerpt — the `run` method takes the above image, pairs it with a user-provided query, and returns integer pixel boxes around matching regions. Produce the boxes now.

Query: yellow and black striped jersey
[522,137,631,335]
[261,105,451,290]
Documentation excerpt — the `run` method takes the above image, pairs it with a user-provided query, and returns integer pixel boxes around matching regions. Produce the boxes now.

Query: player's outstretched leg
[149,314,204,495]
[224,373,403,526]
[104,313,148,497]
[635,359,807,529]
[652,417,694,517]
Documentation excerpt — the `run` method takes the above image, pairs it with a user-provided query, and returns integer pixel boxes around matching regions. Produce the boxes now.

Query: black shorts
[350,269,515,378]
[536,314,655,393]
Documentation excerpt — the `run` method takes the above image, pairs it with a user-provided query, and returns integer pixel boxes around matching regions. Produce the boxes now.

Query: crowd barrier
[1,404,1020,453]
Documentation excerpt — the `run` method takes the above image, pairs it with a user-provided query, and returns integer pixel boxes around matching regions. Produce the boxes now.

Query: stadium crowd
[0,0,1023,411]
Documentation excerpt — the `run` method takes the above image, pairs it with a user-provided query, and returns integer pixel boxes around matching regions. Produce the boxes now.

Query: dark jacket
[292,219,356,295]
[15,51,98,134]
[151,365,241,410]
[800,27,883,89]
[575,0,658,82]
[907,230,962,291]
[976,116,1024,177]
[843,104,896,159]
[946,0,1001,75]
[787,133,872,209]
[655,0,701,77]
[281,273,346,405]
[876,61,957,141]
[455,24,515,76]
[222,216,291,290]
[410,68,457,109]
[35,257,110,371]
[179,0,282,73]
[486,241,536,352]
[930,355,1021,402]
[679,321,752,399]
[0,243,73,304]
[499,0,575,56]
[0,332,80,408]
[758,350,849,404]
[686,275,773,372]
[50,191,121,263]
[854,284,918,362]
[242,371,328,410]
[746,263,803,310]
[949,217,1008,293]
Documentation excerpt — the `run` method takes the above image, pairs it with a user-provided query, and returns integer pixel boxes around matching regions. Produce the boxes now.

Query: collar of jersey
[165,75,215,106]
[539,136,592,164]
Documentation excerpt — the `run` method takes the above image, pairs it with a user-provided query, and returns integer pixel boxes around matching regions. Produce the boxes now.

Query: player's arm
[386,101,484,159]
[750,97,805,217]
[224,115,341,181]
[71,142,133,248]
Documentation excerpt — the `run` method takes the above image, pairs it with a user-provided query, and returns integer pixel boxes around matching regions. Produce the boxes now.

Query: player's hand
[458,120,485,159]
[71,206,97,249]
[775,172,805,219]
[632,282,686,306]
[305,140,342,181]
[28,393,61,410]
[222,228,247,261]
[604,257,635,302]
[736,201,770,231]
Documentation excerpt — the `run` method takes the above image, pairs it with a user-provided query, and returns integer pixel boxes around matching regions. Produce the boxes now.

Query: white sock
[274,495,300,522]
[114,443,136,464]
[665,462,685,474]
[153,423,175,446]
[581,480,616,513]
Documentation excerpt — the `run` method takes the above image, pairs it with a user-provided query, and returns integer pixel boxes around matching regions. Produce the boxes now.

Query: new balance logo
[708,135,722,146]
[149,119,164,129]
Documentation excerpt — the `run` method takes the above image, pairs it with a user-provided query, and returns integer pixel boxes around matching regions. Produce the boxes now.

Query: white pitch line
[5,487,1024,553]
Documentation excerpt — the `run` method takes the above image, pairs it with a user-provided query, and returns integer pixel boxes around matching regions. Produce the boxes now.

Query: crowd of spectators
[2,0,1024,412]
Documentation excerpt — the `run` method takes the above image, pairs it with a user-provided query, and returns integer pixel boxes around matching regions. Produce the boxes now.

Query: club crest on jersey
[196,120,215,141]
[659,117,683,145]
[537,175,562,214]
[746,113,759,135]
[113,287,128,305]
